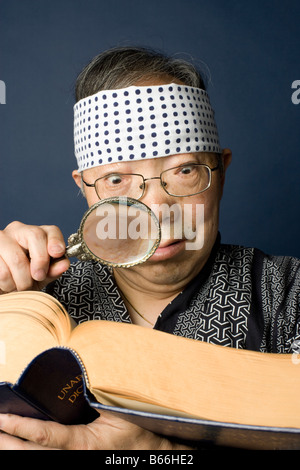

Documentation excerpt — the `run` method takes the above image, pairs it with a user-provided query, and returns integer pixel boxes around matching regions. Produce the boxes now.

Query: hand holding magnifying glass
[65,197,161,268]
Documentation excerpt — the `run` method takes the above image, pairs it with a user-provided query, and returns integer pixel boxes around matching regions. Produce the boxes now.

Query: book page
[68,319,300,429]
[90,387,200,419]
[0,291,74,383]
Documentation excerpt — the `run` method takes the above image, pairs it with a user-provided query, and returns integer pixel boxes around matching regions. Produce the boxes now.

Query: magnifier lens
[73,197,160,267]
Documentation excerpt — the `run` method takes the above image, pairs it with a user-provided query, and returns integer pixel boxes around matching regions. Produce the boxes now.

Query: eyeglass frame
[81,159,221,200]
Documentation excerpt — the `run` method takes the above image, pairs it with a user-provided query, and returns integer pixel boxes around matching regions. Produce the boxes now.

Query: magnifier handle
[64,232,92,261]
[65,242,83,258]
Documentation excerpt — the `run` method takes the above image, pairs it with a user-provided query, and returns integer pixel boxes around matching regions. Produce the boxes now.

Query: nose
[139,177,181,229]
[141,176,166,191]
[139,176,170,205]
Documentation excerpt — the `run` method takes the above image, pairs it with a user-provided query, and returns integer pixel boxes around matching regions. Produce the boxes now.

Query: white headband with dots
[74,83,221,171]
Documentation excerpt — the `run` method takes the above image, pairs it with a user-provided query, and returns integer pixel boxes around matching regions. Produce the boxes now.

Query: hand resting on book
[0,411,193,450]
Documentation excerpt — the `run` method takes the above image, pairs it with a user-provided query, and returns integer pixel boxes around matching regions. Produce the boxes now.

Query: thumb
[38,256,70,290]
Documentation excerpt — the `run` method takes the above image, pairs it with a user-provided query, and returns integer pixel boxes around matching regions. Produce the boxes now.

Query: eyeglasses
[82,162,220,200]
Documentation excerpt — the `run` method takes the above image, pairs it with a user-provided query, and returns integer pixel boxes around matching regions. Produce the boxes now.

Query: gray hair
[75,46,207,102]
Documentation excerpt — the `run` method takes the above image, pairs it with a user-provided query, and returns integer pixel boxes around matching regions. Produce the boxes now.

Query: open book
[1,290,300,450]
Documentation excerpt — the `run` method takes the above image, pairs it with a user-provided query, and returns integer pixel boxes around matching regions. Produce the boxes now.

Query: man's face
[73,149,231,289]
[72,75,231,290]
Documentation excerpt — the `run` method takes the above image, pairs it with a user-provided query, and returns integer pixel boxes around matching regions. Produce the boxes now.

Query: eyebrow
[95,162,133,176]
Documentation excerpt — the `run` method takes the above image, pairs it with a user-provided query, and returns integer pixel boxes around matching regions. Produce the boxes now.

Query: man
[0,46,299,449]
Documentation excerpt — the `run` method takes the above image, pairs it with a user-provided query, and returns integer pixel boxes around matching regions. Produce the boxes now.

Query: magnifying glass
[65,197,161,268]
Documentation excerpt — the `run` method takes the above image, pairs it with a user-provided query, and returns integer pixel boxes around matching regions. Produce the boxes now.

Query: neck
[113,265,192,302]
[112,266,185,327]
[112,258,206,328]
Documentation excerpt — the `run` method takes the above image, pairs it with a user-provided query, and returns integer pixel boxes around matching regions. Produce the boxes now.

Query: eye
[180,166,192,175]
[105,174,124,185]
[178,164,197,175]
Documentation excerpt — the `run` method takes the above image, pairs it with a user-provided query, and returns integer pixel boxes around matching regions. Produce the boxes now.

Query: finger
[0,233,33,291]
[26,230,51,282]
[40,225,66,259]
[24,225,69,285]
[0,430,57,450]
[3,222,51,284]
[0,414,84,450]
[15,225,63,282]
[5,223,66,284]
[41,257,70,289]
[0,255,17,293]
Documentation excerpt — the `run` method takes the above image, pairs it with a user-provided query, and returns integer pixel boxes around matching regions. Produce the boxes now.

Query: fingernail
[50,243,65,255]
[33,269,46,281]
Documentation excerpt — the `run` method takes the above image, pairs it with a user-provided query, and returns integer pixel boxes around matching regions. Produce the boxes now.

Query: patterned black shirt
[46,235,300,353]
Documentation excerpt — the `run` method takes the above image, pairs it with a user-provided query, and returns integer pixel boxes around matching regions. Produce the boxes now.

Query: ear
[219,148,232,195]
[72,169,82,189]
[221,148,232,173]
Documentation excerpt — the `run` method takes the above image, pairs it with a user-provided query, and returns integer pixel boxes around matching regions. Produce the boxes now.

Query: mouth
[150,239,186,261]
[158,239,184,249]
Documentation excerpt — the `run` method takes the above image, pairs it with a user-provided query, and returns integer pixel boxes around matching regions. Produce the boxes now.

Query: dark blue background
[0,0,299,257]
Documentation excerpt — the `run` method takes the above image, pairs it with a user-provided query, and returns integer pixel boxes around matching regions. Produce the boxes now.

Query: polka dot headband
[74,83,221,171]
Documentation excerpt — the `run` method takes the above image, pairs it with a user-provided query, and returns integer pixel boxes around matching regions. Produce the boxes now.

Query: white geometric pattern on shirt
[173,246,253,348]
[50,261,130,324]
[260,254,300,353]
